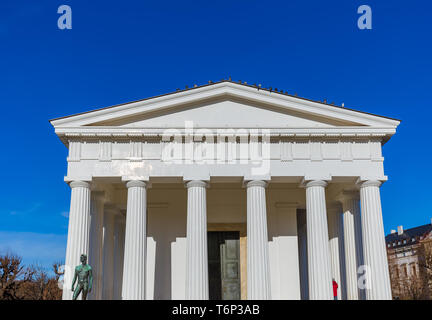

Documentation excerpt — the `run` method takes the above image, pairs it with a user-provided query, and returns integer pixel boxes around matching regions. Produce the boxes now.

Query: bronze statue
[71,254,93,300]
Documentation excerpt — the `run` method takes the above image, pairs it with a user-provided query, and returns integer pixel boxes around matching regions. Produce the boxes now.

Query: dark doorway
[208,231,241,300]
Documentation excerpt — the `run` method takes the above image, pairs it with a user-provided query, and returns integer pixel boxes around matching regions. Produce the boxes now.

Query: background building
[386,220,432,299]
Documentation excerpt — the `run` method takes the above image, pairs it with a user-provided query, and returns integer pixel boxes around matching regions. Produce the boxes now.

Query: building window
[398,241,401,245]
[412,238,415,242]
[403,240,407,244]
[387,243,391,248]
[412,265,417,276]
[393,243,396,247]
[403,265,408,277]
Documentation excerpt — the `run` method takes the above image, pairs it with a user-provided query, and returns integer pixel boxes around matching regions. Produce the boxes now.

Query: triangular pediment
[50,81,400,129]
[87,97,363,128]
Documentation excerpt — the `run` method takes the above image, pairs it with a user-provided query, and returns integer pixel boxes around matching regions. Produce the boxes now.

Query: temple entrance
[208,231,241,300]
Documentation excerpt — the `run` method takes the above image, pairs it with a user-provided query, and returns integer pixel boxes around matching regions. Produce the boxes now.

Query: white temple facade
[50,81,400,300]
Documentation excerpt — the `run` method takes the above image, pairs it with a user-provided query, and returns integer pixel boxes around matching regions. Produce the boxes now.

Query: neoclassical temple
[50,81,400,300]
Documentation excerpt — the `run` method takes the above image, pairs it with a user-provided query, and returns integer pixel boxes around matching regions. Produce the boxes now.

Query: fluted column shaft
[341,196,360,300]
[359,180,392,300]
[122,180,147,300]
[88,193,105,300]
[305,180,333,300]
[246,180,271,300]
[327,205,342,300]
[63,181,91,300]
[185,180,209,300]
[113,215,125,300]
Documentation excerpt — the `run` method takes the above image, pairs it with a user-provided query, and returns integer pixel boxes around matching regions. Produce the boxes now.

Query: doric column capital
[126,180,147,189]
[302,180,328,189]
[245,180,268,188]
[69,180,91,189]
[357,180,382,189]
[186,180,208,189]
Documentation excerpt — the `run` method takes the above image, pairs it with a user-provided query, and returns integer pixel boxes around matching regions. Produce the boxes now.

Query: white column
[327,203,342,300]
[304,180,333,300]
[122,180,147,300]
[63,180,91,300]
[88,192,105,300]
[113,214,125,300]
[185,180,209,300]
[359,180,392,300]
[246,180,271,300]
[102,205,116,300]
[340,193,360,300]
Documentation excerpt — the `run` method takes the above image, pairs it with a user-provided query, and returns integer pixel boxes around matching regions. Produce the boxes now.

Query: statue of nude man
[71,254,93,300]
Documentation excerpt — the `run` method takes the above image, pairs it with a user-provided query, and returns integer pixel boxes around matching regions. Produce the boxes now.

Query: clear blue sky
[1,0,431,270]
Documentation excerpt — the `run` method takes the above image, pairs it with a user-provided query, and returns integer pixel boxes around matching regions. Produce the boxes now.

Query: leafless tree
[418,243,432,298]
[0,253,34,300]
[53,261,64,281]
[399,273,428,300]
[0,253,63,300]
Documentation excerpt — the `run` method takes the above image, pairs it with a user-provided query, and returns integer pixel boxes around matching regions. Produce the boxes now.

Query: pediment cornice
[50,81,401,129]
